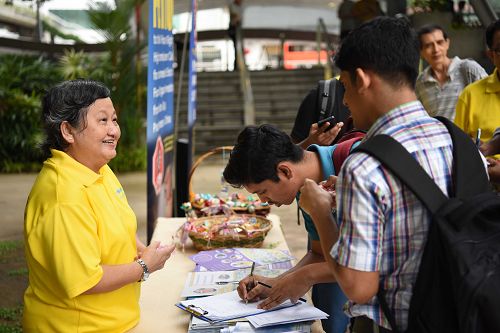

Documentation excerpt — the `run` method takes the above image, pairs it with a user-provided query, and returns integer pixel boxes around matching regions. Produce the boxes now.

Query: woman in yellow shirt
[23,79,176,332]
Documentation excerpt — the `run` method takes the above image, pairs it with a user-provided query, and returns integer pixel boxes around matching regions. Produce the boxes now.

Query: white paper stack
[247,302,328,328]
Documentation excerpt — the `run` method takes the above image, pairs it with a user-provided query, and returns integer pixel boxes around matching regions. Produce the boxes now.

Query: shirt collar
[485,68,500,93]
[421,56,458,82]
[49,149,104,187]
[365,100,428,138]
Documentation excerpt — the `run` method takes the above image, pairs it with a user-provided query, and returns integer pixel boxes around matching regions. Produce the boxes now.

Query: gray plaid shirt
[416,56,487,121]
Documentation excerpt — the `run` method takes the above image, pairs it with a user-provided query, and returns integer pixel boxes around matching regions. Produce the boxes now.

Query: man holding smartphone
[291,77,353,149]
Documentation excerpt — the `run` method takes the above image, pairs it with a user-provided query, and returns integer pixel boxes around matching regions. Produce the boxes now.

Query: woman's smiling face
[65,97,120,173]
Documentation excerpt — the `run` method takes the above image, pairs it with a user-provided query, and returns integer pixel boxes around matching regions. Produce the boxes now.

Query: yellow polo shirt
[455,69,500,152]
[23,149,140,333]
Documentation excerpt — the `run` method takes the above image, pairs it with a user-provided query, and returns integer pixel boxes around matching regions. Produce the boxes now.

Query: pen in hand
[245,261,256,304]
[476,128,482,148]
[257,281,307,303]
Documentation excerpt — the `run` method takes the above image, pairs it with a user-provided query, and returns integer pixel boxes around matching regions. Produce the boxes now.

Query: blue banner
[187,0,197,170]
[147,0,175,242]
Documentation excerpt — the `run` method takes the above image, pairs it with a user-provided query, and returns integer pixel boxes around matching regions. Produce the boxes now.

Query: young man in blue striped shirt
[299,17,455,333]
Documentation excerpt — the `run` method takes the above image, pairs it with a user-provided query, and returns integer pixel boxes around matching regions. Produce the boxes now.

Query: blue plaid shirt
[331,101,454,331]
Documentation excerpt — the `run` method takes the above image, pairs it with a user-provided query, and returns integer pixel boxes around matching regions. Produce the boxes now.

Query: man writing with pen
[223,123,364,333]
[246,262,307,305]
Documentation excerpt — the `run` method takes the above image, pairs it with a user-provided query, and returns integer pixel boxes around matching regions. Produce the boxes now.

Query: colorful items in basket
[176,214,273,251]
[191,192,270,216]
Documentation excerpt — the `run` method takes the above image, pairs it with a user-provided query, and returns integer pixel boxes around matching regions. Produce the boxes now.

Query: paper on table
[181,268,290,298]
[227,321,313,333]
[247,302,328,328]
[177,290,297,323]
[190,248,294,271]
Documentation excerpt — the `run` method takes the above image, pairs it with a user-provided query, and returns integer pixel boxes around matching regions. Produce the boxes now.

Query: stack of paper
[181,268,289,298]
[177,290,297,323]
[221,321,312,333]
[177,290,327,328]
[188,316,228,333]
[248,302,328,328]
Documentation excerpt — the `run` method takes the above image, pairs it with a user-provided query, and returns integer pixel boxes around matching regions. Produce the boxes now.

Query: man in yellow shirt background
[454,19,500,152]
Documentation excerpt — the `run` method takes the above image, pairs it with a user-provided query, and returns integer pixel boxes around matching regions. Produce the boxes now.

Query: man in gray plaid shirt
[415,24,487,121]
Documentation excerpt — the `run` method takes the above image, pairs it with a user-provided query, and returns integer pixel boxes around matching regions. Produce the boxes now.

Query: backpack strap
[354,134,448,213]
[435,116,490,198]
[318,79,336,120]
[333,133,365,174]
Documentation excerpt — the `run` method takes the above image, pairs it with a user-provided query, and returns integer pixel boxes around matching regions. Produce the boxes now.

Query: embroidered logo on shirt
[116,188,125,198]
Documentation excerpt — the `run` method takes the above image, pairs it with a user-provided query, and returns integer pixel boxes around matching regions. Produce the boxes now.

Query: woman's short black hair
[40,79,110,158]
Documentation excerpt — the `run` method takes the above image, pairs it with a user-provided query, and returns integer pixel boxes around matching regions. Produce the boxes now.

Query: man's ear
[277,162,293,180]
[60,121,75,144]
[355,68,371,93]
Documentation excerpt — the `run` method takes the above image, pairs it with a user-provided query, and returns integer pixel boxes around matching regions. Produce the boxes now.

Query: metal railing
[235,25,255,126]
[316,17,335,80]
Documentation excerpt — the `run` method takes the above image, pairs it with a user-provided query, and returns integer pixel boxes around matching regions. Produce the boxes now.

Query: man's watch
[136,259,150,282]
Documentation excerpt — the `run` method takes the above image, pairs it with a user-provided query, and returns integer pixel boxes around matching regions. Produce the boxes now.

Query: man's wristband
[136,259,150,282]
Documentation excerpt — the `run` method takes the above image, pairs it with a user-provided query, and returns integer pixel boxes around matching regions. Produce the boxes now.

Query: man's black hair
[485,19,500,49]
[417,24,448,49]
[335,16,419,89]
[223,124,304,188]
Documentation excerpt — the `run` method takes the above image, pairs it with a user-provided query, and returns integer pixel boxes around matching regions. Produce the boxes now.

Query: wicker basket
[187,214,273,250]
[188,146,271,216]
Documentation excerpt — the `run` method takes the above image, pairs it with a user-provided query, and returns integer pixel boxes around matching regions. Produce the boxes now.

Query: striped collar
[365,100,429,139]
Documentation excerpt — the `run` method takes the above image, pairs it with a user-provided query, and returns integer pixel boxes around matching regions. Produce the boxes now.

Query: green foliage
[0,54,62,172]
[42,21,83,43]
[58,49,114,83]
[7,268,28,277]
[88,0,147,149]
[0,54,61,96]
[0,1,148,172]
[0,89,45,172]
[0,306,22,333]
[0,241,22,257]
[109,145,147,172]
[410,0,451,12]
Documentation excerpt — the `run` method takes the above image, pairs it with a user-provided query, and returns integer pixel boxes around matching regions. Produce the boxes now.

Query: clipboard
[175,290,302,323]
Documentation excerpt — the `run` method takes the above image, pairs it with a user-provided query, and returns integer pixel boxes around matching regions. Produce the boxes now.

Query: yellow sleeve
[454,90,470,136]
[28,203,103,299]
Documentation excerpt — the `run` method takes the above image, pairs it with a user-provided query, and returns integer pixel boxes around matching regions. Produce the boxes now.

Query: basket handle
[188,146,234,201]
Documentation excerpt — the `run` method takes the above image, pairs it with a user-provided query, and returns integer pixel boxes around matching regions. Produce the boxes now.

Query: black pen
[245,262,256,304]
[257,281,307,303]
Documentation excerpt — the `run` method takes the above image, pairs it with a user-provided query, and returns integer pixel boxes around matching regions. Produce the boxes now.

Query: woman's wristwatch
[136,259,150,282]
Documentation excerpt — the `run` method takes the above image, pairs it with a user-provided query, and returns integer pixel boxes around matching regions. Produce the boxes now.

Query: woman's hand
[140,241,175,274]
[136,234,147,259]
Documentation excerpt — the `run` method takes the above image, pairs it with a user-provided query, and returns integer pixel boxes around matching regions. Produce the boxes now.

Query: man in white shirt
[415,24,487,120]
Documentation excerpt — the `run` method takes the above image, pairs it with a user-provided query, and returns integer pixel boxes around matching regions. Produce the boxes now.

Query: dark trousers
[349,316,392,333]
[228,25,238,70]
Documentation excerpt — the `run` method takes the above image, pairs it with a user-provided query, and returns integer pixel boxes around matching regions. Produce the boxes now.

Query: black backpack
[354,117,500,333]
[316,79,351,124]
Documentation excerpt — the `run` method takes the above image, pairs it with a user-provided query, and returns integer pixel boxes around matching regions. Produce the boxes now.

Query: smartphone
[317,115,337,132]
